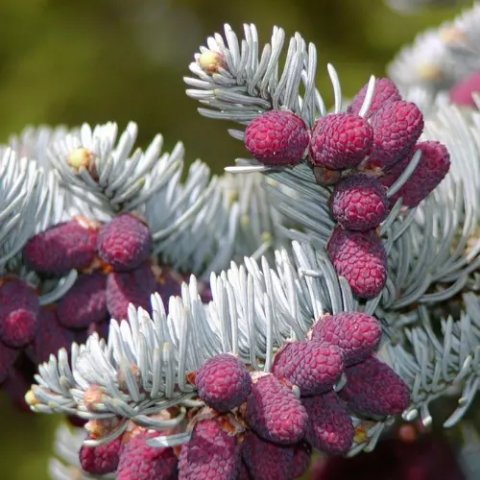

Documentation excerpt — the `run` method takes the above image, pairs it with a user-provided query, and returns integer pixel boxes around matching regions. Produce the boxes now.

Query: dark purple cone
[309,113,373,170]
[246,374,308,445]
[106,262,156,319]
[311,312,382,366]
[272,341,344,395]
[178,418,240,479]
[242,432,294,480]
[383,141,450,208]
[0,278,39,347]
[57,272,107,328]
[117,431,177,480]
[244,110,309,166]
[347,78,401,118]
[368,100,424,170]
[26,307,74,364]
[23,220,97,275]
[331,174,388,231]
[196,353,252,412]
[97,214,152,271]
[303,392,354,455]
[339,356,410,418]
[79,436,122,475]
[327,226,387,299]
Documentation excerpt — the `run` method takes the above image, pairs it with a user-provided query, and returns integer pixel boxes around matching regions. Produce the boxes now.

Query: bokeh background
[0,0,468,478]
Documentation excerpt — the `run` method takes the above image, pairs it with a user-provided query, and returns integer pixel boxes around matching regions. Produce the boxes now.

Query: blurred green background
[0,0,467,478]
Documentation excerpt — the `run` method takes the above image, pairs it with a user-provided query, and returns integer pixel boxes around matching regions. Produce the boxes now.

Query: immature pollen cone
[26,307,73,364]
[331,174,388,231]
[303,392,354,455]
[369,100,424,170]
[0,278,39,348]
[242,431,295,480]
[195,353,252,412]
[311,312,382,366]
[178,418,240,479]
[23,219,98,275]
[117,430,178,480]
[245,373,308,444]
[327,226,387,299]
[272,341,344,395]
[79,435,122,475]
[309,113,373,170]
[339,356,410,418]
[97,213,152,271]
[57,272,107,328]
[106,262,156,319]
[385,141,450,208]
[347,77,401,118]
[244,110,309,166]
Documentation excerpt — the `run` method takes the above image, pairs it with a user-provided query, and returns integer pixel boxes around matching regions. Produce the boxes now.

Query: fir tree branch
[388,292,480,428]
[185,23,333,128]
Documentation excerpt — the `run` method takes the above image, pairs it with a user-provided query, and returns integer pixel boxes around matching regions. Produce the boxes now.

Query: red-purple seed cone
[368,100,424,170]
[327,226,387,299]
[79,436,122,475]
[57,272,107,328]
[311,312,382,366]
[26,307,74,364]
[0,278,39,347]
[449,71,480,107]
[331,174,388,231]
[271,341,344,396]
[244,110,309,166]
[117,431,177,480]
[309,113,373,170]
[0,310,38,348]
[245,374,308,445]
[339,356,410,418]
[178,418,240,480]
[347,78,401,118]
[106,262,156,319]
[383,141,450,208]
[303,392,354,455]
[23,220,97,275]
[0,342,19,384]
[291,442,312,478]
[97,214,152,271]
[242,432,294,480]
[379,149,413,191]
[196,353,252,412]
